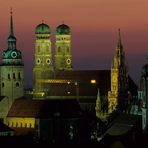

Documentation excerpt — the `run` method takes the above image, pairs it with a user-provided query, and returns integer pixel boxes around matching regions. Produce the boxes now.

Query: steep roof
[7,99,82,118]
[46,70,111,97]
[106,114,141,136]
[39,70,137,100]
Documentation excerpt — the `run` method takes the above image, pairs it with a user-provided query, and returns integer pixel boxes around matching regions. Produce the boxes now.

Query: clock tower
[0,9,24,110]
[33,22,53,99]
[55,23,72,70]
[108,29,128,114]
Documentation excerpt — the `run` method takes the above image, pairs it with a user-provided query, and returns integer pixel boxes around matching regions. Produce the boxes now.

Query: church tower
[0,9,24,109]
[108,29,128,114]
[55,23,72,70]
[33,22,53,99]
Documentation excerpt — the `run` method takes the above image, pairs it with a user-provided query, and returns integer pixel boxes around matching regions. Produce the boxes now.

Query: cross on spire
[10,7,13,15]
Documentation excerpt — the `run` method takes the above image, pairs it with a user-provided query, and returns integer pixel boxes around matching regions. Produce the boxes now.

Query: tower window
[29,123,32,128]
[18,73,21,79]
[38,46,40,52]
[58,47,61,52]
[46,46,49,52]
[67,47,69,53]
[2,83,4,87]
[13,73,16,79]
[16,82,19,87]
[8,74,10,79]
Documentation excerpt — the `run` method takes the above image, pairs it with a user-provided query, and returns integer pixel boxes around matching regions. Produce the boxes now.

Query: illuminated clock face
[11,51,17,58]
[46,58,51,64]
[36,58,41,64]
[66,59,71,65]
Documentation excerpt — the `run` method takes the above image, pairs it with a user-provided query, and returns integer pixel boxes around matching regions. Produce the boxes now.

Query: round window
[11,51,17,58]
[36,58,41,64]
[66,59,71,65]
[46,59,51,64]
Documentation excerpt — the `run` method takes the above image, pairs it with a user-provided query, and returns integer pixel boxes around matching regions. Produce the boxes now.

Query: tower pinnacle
[116,28,123,49]
[10,7,14,37]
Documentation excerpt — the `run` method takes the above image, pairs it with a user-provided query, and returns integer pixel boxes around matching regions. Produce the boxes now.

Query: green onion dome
[56,24,70,35]
[35,23,50,34]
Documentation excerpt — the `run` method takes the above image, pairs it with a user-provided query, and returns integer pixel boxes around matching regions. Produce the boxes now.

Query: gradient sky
[0,0,148,87]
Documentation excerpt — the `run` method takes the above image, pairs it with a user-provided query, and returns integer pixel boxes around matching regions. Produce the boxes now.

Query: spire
[7,8,16,50]
[96,88,101,110]
[116,28,123,49]
[10,7,14,37]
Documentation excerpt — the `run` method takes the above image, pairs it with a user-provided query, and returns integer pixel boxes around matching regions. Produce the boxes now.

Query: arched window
[46,46,49,52]
[13,73,16,79]
[67,47,69,53]
[58,47,61,52]
[38,46,40,52]
[16,82,19,87]
[29,123,32,128]
[8,74,10,79]
[2,83,4,87]
[18,72,21,79]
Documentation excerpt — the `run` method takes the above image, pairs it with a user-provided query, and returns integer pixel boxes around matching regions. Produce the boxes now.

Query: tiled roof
[7,99,43,117]
[40,70,137,100]
[106,114,141,136]
[7,99,81,118]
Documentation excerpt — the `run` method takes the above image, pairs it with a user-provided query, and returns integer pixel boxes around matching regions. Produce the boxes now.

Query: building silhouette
[0,10,140,143]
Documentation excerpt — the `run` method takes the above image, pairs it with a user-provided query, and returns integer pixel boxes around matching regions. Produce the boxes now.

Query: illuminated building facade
[0,10,24,120]
[108,29,129,114]
[33,23,73,99]
[0,15,138,140]
[33,22,53,99]
[55,24,72,70]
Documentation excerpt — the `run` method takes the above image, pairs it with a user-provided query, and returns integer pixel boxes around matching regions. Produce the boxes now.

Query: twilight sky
[0,0,148,87]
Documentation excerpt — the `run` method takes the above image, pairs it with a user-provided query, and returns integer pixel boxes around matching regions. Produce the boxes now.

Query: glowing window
[91,79,96,84]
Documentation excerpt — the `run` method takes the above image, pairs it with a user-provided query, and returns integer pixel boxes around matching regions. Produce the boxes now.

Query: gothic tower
[55,23,72,70]
[108,29,128,114]
[0,9,24,110]
[33,22,53,99]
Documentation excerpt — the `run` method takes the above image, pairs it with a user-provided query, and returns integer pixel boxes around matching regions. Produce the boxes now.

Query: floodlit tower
[55,23,72,70]
[33,21,53,98]
[108,29,128,114]
[0,9,24,110]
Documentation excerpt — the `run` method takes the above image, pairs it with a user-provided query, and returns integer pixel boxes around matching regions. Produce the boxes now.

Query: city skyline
[0,0,148,87]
